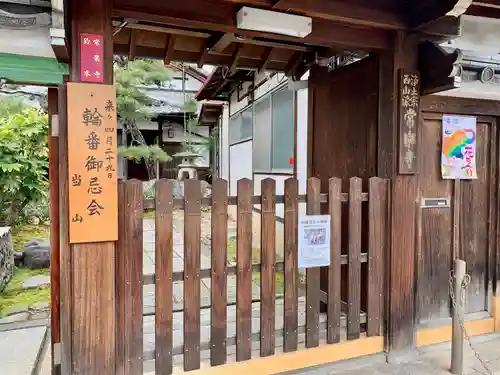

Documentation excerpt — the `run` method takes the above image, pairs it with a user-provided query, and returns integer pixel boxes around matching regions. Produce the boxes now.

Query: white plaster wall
[229,141,253,196]
[0,27,54,58]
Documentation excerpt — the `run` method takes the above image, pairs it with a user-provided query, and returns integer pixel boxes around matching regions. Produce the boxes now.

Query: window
[253,97,271,171]
[253,87,294,172]
[229,107,253,145]
[271,88,294,170]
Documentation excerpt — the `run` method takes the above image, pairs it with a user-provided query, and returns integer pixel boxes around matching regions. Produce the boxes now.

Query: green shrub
[0,105,48,226]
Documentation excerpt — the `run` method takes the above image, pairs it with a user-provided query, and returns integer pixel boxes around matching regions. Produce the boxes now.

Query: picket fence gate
[115,176,389,374]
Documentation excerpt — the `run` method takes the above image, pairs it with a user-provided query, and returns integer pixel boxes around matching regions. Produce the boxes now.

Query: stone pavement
[142,214,266,355]
[287,334,500,375]
[0,326,47,375]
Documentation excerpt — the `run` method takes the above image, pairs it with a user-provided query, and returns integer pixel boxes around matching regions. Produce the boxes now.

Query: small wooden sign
[398,70,420,174]
[80,33,104,83]
[67,82,118,244]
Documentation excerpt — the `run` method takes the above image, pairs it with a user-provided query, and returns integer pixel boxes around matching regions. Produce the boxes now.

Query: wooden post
[377,32,419,352]
[451,259,466,375]
[48,87,61,375]
[66,0,116,374]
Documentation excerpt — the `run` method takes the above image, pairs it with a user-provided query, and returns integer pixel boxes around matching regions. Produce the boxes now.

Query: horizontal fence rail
[116,177,389,374]
[143,192,369,210]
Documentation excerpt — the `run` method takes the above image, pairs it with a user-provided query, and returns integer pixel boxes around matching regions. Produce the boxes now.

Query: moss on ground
[11,224,50,252]
[0,224,51,317]
[0,267,50,317]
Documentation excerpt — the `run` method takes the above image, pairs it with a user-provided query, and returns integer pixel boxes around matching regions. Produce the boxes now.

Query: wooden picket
[236,178,253,361]
[367,178,388,336]
[347,177,362,340]
[283,178,298,352]
[116,180,144,375]
[115,176,389,374]
[183,180,201,371]
[327,177,342,344]
[306,177,321,348]
[210,179,228,366]
[155,180,173,375]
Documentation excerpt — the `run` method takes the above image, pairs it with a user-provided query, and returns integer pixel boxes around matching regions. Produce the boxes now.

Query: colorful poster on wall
[67,82,118,243]
[442,114,477,179]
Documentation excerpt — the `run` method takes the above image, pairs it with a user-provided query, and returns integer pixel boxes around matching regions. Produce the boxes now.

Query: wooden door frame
[417,97,500,326]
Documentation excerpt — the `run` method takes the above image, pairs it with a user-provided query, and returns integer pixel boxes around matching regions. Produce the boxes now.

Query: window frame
[230,82,296,174]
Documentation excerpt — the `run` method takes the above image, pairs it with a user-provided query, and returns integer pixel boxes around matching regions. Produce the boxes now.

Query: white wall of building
[222,71,308,219]
[229,141,253,196]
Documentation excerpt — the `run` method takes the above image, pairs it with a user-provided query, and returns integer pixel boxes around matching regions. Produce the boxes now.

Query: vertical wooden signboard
[67,82,118,244]
[398,70,420,174]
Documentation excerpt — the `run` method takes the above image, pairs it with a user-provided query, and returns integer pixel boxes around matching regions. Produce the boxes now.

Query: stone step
[0,326,47,375]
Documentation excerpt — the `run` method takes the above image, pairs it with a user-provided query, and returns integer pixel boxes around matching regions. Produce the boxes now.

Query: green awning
[0,53,68,86]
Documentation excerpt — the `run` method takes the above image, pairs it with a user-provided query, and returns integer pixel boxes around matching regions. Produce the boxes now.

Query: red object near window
[289,157,294,166]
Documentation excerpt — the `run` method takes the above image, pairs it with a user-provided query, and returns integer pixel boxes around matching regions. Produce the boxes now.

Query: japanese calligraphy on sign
[398,70,420,174]
[80,33,104,83]
[67,83,117,243]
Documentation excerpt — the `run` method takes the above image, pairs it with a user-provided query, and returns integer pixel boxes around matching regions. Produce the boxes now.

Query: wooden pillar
[377,32,419,352]
[65,0,116,374]
[48,87,61,375]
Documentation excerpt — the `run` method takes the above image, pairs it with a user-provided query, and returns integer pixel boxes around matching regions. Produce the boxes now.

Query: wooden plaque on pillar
[80,33,104,83]
[398,70,420,174]
[67,82,118,243]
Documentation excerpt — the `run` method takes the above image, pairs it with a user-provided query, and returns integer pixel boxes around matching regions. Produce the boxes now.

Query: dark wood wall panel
[308,56,378,299]
[460,122,491,314]
[418,117,453,323]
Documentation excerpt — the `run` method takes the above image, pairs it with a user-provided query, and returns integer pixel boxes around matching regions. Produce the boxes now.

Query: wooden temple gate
[115,176,388,373]
[46,0,500,374]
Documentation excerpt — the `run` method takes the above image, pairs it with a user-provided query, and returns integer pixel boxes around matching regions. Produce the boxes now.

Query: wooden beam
[128,30,137,61]
[418,41,461,95]
[408,0,463,28]
[198,40,208,68]
[48,87,61,375]
[284,52,303,78]
[164,34,176,65]
[114,43,290,71]
[126,22,211,38]
[414,15,461,42]
[234,35,312,52]
[230,44,243,73]
[113,6,392,50]
[272,0,406,29]
[259,47,274,73]
[208,33,235,53]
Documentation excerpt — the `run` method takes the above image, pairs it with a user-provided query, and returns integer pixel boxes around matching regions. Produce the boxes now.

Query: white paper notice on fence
[298,215,331,268]
[442,114,477,179]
